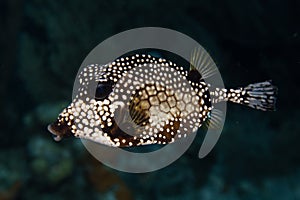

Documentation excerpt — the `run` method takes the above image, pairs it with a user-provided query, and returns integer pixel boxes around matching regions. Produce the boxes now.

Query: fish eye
[95,82,113,100]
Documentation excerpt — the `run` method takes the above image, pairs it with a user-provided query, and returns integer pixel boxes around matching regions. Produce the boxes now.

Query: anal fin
[204,109,224,130]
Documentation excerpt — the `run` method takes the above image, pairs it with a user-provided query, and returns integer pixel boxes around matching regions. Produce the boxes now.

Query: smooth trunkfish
[48,49,277,147]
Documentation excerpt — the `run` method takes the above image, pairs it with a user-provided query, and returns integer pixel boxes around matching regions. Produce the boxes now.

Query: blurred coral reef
[0,0,299,199]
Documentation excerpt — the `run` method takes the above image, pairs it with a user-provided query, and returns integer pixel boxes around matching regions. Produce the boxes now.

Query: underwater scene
[1,0,299,199]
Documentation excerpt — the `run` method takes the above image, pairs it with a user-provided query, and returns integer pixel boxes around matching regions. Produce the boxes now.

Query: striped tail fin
[212,80,277,111]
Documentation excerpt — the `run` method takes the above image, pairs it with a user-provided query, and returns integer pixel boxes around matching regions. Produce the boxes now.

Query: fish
[47,49,277,147]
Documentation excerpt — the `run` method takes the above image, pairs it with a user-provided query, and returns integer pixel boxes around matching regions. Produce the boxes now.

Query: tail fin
[242,81,277,111]
[212,81,277,111]
[230,81,277,111]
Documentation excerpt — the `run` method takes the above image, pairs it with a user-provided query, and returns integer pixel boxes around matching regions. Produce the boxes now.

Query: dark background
[0,0,299,199]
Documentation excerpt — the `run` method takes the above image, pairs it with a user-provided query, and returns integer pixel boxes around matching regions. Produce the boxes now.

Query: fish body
[48,51,277,147]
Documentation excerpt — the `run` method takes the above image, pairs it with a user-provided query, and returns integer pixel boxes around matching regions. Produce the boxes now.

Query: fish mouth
[47,124,62,142]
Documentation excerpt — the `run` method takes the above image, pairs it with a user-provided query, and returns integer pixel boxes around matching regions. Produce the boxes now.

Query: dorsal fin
[190,47,217,79]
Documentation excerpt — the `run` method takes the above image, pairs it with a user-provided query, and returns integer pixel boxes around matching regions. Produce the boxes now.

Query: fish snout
[47,124,62,142]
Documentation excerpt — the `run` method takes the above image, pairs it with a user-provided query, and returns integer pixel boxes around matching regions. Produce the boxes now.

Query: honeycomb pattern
[129,83,200,129]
